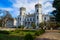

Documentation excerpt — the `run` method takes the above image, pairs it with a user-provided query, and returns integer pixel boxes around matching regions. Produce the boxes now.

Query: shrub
[18,25,24,29]
[24,33,34,40]
[35,29,45,36]
[35,31,40,36]
[39,29,45,34]
[31,23,36,29]
[39,22,46,29]
[0,30,10,34]
[14,29,20,33]
[18,26,21,28]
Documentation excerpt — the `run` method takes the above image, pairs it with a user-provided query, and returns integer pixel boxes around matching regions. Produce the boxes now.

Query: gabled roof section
[4,11,12,18]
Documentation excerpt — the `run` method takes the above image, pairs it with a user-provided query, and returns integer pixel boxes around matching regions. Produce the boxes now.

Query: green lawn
[0,30,36,40]
[9,30,36,36]
[0,29,45,40]
[0,34,24,40]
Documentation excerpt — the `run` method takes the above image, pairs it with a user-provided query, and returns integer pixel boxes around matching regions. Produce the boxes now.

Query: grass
[0,30,36,40]
[0,34,23,40]
[0,29,45,40]
[9,30,36,36]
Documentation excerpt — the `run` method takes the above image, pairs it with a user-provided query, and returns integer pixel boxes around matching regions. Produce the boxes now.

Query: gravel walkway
[35,32,60,40]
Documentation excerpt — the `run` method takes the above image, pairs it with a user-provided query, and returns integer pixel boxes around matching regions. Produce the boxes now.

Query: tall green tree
[53,0,60,22]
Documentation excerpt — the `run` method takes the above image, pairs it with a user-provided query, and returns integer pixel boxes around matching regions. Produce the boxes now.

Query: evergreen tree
[53,0,60,22]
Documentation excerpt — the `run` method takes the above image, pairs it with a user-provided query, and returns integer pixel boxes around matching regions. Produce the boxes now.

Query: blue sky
[0,0,55,18]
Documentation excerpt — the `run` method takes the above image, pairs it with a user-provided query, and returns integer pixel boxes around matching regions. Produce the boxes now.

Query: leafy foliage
[24,33,34,40]
[18,25,24,29]
[18,26,21,28]
[0,23,2,27]
[53,0,60,22]
[35,31,40,36]
[31,23,36,29]
[39,22,46,29]
[35,29,45,36]
[47,21,56,29]
[56,22,60,27]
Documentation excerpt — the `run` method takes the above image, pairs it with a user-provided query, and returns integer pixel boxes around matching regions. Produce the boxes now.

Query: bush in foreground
[24,33,34,40]
[35,31,40,36]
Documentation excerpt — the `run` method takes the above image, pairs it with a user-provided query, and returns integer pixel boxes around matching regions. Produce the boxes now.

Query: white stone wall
[14,18,18,27]
[6,20,13,27]
[25,16,35,27]
[43,15,50,22]
[16,4,50,28]
[35,4,43,27]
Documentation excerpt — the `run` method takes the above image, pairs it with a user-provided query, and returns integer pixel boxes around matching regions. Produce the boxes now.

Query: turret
[35,4,42,14]
[35,4,43,28]
[20,7,26,16]
[19,7,26,26]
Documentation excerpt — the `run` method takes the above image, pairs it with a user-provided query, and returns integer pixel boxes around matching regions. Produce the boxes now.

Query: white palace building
[15,3,51,28]
[0,3,55,28]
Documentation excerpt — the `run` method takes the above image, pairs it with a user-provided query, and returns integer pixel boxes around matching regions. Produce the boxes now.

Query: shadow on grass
[0,34,24,40]
[35,38,57,40]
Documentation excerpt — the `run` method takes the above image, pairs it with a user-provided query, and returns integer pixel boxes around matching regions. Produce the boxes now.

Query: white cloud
[0,8,13,11]
[6,0,54,17]
[42,0,55,14]
[12,0,38,13]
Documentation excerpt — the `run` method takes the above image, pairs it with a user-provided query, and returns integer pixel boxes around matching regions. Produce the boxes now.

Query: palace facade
[15,3,51,28]
[0,3,55,28]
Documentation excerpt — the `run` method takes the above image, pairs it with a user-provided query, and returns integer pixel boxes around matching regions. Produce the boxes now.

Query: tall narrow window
[33,18,34,21]
[37,16,38,19]
[37,9,38,12]
[18,17,19,19]
[44,17,46,20]
[30,18,32,21]
[20,18,21,20]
